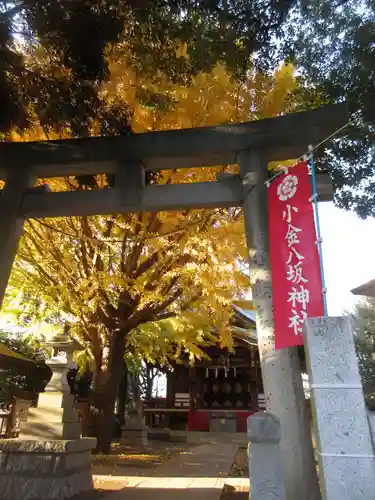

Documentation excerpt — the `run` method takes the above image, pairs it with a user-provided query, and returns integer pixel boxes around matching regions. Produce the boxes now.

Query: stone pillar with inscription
[304,316,375,499]
[239,150,320,500]
[0,329,96,500]
[121,370,148,448]
[120,410,148,448]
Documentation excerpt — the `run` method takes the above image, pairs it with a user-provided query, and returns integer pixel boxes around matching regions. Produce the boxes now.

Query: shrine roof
[0,344,35,363]
[351,279,375,298]
[0,343,39,371]
[236,307,255,322]
[232,305,257,345]
[233,305,255,326]
[232,326,257,346]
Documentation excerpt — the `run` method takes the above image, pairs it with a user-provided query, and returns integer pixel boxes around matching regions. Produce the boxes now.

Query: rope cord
[265,121,350,186]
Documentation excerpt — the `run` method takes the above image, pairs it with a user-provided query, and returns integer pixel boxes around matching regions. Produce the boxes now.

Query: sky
[319,201,375,315]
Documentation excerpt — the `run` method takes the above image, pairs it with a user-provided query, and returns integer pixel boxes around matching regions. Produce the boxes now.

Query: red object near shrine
[235,411,253,433]
[187,410,209,431]
[268,161,325,349]
[187,410,253,432]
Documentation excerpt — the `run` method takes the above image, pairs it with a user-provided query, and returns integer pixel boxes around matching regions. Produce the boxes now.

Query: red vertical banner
[268,161,325,349]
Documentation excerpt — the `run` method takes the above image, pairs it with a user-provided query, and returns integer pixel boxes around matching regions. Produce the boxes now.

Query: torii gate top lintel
[0,104,347,179]
[0,104,347,219]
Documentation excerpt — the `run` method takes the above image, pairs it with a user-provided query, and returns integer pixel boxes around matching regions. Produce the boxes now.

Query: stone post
[247,412,286,500]
[120,409,148,448]
[304,316,375,499]
[121,370,149,447]
[0,329,96,500]
[239,150,320,500]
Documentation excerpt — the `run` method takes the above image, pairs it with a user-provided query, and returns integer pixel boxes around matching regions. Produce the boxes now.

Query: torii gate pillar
[239,150,320,500]
[0,171,35,307]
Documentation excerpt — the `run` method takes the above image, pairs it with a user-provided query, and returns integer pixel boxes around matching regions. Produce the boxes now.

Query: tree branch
[133,250,160,279]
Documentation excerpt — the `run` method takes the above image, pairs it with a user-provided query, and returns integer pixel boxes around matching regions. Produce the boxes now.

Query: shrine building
[144,305,265,434]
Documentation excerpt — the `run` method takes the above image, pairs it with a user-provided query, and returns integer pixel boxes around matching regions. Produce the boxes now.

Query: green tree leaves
[1,0,297,134]
[287,1,375,217]
[351,298,375,409]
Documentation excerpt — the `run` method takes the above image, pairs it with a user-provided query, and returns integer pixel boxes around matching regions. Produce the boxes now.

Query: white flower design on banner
[277,174,298,201]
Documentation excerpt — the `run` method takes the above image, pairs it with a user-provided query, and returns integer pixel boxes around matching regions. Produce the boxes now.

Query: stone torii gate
[0,104,346,498]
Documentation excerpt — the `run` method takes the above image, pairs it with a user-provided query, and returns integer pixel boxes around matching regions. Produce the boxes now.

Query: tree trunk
[92,332,126,453]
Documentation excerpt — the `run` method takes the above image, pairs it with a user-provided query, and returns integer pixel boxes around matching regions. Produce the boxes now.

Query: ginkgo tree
[11,201,247,451]
[6,59,300,452]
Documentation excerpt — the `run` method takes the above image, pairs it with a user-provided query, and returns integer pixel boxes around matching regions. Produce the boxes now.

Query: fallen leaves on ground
[229,447,248,478]
[92,441,191,476]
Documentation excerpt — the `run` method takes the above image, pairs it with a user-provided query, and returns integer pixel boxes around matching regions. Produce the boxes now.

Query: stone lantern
[19,326,83,440]
[41,326,82,394]
[0,325,97,500]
